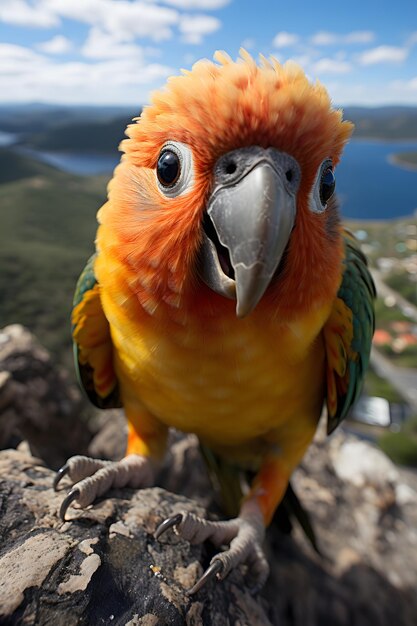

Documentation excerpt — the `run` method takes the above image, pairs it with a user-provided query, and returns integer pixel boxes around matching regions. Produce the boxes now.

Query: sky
[1,0,417,108]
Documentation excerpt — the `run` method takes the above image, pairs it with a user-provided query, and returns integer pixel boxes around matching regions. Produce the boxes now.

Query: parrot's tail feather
[199,444,320,554]
[277,482,321,556]
[199,444,245,518]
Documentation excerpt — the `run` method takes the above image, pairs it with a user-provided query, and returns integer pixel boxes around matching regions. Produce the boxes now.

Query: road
[371,268,417,323]
[368,270,417,411]
[371,347,417,412]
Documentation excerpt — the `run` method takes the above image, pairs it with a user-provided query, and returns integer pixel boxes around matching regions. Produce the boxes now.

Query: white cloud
[42,0,179,42]
[37,35,72,55]
[143,46,163,58]
[0,42,174,105]
[241,38,255,50]
[1,0,225,53]
[0,0,58,28]
[326,79,417,105]
[82,28,143,59]
[272,31,299,48]
[0,43,44,68]
[160,0,230,7]
[311,31,336,46]
[390,77,417,93]
[41,0,101,24]
[358,45,408,65]
[179,14,221,44]
[344,31,375,44]
[287,54,311,68]
[311,30,375,46]
[313,58,352,74]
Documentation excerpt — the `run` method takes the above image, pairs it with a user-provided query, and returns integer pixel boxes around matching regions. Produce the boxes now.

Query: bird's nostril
[225,161,237,175]
[285,169,293,182]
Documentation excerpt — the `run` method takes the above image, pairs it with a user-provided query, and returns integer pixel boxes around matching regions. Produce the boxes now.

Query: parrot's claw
[187,559,223,595]
[155,514,224,594]
[155,506,269,593]
[53,463,70,491]
[59,487,80,521]
[154,513,183,540]
[54,454,155,519]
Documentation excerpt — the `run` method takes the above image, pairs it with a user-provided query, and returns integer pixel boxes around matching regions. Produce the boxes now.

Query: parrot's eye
[156,141,194,198]
[309,159,335,213]
[320,165,335,206]
[157,150,180,187]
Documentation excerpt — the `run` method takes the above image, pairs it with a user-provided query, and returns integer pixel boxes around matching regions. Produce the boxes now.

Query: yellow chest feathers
[108,299,331,446]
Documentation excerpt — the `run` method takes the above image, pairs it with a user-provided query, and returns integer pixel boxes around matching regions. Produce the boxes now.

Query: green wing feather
[72,255,121,409]
[325,231,376,434]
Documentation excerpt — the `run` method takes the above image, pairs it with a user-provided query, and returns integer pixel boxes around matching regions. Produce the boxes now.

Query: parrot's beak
[199,147,301,317]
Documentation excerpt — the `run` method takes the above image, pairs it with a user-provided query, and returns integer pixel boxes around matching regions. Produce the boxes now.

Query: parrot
[54,50,375,594]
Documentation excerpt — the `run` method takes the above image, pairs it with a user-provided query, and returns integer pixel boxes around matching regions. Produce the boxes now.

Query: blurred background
[0,0,417,465]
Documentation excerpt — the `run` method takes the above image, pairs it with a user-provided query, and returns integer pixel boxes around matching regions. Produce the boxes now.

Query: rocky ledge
[0,325,417,625]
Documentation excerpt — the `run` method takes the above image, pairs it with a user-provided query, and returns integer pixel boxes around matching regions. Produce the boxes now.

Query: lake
[0,131,17,147]
[337,140,417,220]
[17,146,120,177]
[2,130,417,220]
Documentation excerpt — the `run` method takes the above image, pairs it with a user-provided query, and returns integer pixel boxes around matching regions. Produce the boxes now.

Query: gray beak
[199,146,301,317]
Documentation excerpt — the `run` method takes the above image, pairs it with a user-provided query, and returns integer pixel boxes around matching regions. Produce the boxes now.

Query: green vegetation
[0,147,57,184]
[346,218,417,269]
[378,344,417,369]
[385,269,417,306]
[23,116,133,154]
[0,150,107,369]
[9,105,417,156]
[379,416,417,467]
[345,106,417,140]
[364,366,405,403]
[3,104,417,148]
[0,103,136,135]
[373,297,411,326]
[373,298,417,368]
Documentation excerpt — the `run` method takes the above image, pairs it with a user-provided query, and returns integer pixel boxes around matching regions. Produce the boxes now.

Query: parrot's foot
[54,454,155,521]
[155,501,269,595]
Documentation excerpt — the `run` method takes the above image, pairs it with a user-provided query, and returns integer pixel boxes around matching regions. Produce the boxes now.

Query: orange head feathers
[97,50,354,321]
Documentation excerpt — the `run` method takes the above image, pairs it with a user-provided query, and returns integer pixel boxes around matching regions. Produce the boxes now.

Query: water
[0,131,17,146]
[17,146,120,176]
[24,140,417,219]
[337,140,417,220]
[3,134,417,219]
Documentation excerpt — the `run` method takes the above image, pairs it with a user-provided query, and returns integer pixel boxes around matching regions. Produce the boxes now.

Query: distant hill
[22,115,135,154]
[0,103,137,135]
[344,106,417,139]
[1,104,417,154]
[0,148,58,184]
[5,105,417,154]
[0,151,107,368]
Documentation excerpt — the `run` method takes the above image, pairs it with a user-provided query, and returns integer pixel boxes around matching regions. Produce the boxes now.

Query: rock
[1,436,417,625]
[0,324,92,468]
[1,326,417,624]
[331,439,399,488]
[88,409,127,461]
[0,448,273,626]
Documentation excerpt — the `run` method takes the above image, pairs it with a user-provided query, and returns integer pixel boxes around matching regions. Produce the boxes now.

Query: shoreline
[388,153,417,173]
[345,214,417,226]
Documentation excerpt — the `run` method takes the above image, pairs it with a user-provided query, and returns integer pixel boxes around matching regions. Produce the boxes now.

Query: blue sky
[1,0,417,107]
